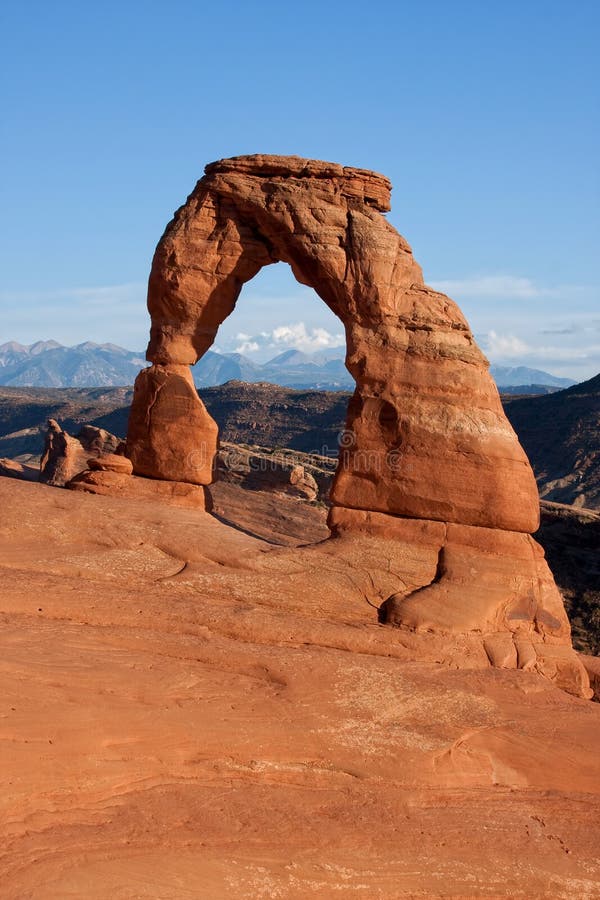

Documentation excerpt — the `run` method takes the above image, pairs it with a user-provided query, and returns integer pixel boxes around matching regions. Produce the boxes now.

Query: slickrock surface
[1,479,599,898]
[209,480,330,546]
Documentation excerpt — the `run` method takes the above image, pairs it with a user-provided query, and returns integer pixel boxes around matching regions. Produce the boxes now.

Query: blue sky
[1,1,598,378]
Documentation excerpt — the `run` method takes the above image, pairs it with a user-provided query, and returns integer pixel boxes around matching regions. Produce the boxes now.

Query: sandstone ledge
[68,469,210,510]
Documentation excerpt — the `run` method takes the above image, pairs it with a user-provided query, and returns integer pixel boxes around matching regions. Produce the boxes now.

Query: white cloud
[221,321,344,359]
[486,331,530,357]
[234,340,260,354]
[429,274,599,379]
[429,274,587,300]
[482,329,600,379]
[270,322,344,352]
[525,344,600,362]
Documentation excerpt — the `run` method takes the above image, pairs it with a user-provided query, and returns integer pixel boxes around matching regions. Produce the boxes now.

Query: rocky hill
[0,385,134,458]
[202,381,348,454]
[536,502,600,655]
[504,373,600,509]
[0,382,348,460]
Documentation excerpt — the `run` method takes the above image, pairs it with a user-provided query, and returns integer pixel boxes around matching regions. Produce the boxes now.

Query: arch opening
[193,261,356,508]
[196,260,349,380]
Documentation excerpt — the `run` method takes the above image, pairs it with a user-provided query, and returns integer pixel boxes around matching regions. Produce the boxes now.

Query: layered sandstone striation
[121,154,588,696]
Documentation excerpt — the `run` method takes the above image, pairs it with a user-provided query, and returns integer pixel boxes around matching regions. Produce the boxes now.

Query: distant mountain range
[488,365,574,389]
[0,341,147,388]
[0,340,576,393]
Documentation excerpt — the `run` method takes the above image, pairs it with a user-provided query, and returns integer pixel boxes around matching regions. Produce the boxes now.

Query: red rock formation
[130,154,536,531]
[0,458,39,482]
[87,453,133,475]
[127,364,217,485]
[39,421,129,487]
[217,442,319,500]
[125,154,588,697]
[77,424,122,456]
[582,654,600,701]
[40,418,89,486]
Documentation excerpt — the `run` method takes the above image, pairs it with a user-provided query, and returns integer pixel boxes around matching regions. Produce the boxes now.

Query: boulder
[39,419,89,487]
[77,424,122,455]
[87,453,133,475]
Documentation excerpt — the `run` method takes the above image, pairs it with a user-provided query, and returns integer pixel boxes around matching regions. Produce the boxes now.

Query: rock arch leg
[127,364,217,485]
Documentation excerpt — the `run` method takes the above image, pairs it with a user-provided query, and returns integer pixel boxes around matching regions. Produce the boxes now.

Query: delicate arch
[121,154,592,700]
[127,154,538,533]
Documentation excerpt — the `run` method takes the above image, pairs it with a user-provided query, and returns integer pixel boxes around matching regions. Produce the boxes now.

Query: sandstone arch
[126,154,590,698]
[128,154,537,531]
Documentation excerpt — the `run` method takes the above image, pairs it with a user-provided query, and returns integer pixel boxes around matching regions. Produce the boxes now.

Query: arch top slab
[203,154,393,211]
